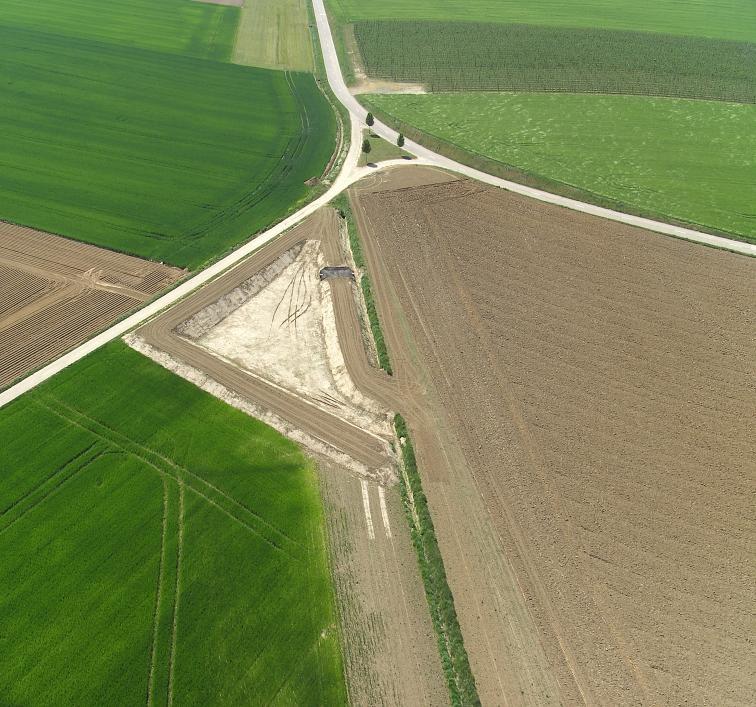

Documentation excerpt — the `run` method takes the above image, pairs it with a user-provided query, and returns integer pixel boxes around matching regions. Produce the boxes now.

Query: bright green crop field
[0,342,346,705]
[0,0,336,269]
[328,0,756,42]
[366,93,756,242]
[1,0,238,59]
[0,26,335,269]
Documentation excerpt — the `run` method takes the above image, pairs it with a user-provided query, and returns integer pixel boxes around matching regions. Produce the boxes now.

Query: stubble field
[349,167,756,705]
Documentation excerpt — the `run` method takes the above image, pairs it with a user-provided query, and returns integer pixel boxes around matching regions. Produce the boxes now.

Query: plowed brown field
[0,222,184,388]
[349,167,756,706]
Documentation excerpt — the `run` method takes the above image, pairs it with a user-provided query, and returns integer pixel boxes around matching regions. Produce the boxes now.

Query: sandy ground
[135,209,395,481]
[349,165,756,706]
[350,78,427,95]
[0,221,184,389]
[194,240,389,437]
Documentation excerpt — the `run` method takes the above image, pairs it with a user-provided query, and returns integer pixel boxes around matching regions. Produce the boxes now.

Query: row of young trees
[362,112,404,154]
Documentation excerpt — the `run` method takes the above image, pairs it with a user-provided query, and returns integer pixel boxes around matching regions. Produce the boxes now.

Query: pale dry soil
[349,165,756,706]
[195,239,389,438]
[319,460,448,706]
[0,221,184,389]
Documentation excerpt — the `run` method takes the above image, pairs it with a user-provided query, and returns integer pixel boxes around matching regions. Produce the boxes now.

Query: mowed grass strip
[328,0,756,42]
[366,93,756,242]
[233,0,314,71]
[0,27,335,269]
[0,342,346,705]
[353,22,756,102]
[1,0,238,59]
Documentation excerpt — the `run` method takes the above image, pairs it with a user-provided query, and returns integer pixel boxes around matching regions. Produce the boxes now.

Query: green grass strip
[394,414,480,706]
[332,194,393,375]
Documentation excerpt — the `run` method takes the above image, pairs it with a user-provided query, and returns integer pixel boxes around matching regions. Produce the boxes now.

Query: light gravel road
[1,2,752,408]
[311,0,755,257]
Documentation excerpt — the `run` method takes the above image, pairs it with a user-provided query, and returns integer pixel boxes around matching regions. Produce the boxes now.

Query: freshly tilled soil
[349,166,756,706]
[0,222,184,389]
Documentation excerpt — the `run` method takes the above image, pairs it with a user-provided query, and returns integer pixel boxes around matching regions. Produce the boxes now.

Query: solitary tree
[362,138,372,154]
[397,133,405,148]
[365,112,374,126]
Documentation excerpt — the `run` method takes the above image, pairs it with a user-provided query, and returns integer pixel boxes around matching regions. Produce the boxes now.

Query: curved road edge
[310,0,756,258]
[2,4,753,409]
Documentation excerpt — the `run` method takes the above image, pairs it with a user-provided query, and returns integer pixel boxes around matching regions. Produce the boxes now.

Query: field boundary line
[360,479,375,539]
[0,441,103,536]
[35,396,300,560]
[166,481,185,707]
[146,476,170,707]
[0,441,98,518]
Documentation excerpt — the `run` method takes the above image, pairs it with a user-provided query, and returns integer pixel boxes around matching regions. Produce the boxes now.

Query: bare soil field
[349,167,756,706]
[0,222,184,389]
[319,461,447,705]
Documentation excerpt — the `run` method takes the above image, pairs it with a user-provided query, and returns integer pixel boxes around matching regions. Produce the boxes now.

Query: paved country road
[1,4,752,408]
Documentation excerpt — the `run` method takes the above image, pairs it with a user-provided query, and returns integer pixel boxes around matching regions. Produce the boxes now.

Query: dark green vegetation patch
[394,415,479,706]
[333,195,393,374]
[354,22,756,101]
[0,342,346,705]
[0,26,335,269]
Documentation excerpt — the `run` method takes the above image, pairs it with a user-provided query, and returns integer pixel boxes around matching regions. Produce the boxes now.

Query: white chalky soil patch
[196,240,390,437]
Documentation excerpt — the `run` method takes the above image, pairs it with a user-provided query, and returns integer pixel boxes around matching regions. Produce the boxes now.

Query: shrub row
[332,194,392,374]
[394,414,480,706]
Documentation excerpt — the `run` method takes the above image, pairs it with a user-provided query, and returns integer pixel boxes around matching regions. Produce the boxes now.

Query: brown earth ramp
[348,165,756,706]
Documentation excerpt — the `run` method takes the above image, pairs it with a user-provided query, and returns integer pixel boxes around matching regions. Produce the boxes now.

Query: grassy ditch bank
[394,414,480,706]
[332,193,392,374]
